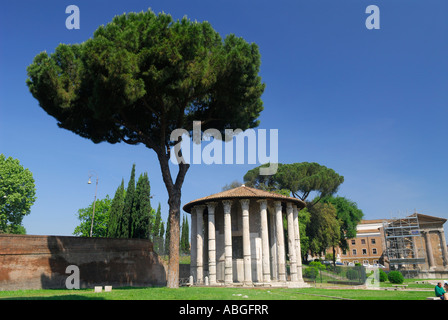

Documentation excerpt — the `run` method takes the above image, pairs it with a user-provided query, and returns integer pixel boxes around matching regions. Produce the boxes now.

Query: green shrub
[387,270,404,284]
[304,267,318,279]
[379,269,388,282]
[309,261,326,270]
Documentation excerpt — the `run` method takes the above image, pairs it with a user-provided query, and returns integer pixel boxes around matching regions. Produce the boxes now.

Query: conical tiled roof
[183,185,306,213]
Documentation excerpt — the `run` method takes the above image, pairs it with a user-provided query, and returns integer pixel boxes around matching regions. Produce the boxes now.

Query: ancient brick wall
[0,234,167,290]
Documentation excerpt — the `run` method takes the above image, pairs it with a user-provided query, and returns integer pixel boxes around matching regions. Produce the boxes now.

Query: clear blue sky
[0,0,447,236]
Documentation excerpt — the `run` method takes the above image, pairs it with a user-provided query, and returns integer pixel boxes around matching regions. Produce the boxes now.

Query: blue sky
[0,0,447,236]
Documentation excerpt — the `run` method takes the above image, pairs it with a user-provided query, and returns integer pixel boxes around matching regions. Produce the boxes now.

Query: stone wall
[0,234,167,291]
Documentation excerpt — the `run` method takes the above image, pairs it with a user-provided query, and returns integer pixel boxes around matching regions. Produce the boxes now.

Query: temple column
[286,203,298,282]
[196,205,206,284]
[223,200,233,285]
[292,204,303,281]
[207,202,217,285]
[437,228,448,269]
[240,199,252,285]
[190,207,197,283]
[269,208,278,280]
[258,199,271,283]
[274,201,286,281]
[423,230,436,270]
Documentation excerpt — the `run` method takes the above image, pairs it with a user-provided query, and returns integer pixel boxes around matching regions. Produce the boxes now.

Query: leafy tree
[243,163,280,191]
[244,162,344,207]
[131,172,152,239]
[26,9,264,287]
[73,196,112,237]
[276,163,344,205]
[320,196,364,254]
[222,180,242,191]
[107,179,125,238]
[306,202,341,258]
[0,154,36,234]
[298,208,310,259]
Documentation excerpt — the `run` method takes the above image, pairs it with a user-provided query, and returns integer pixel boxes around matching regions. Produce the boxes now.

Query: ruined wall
[0,234,167,291]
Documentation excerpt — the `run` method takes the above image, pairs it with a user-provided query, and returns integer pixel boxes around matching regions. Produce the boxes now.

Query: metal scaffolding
[383,212,425,272]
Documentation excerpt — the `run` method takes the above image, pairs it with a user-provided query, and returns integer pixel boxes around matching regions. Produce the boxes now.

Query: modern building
[337,219,385,266]
[334,213,448,278]
[183,185,309,287]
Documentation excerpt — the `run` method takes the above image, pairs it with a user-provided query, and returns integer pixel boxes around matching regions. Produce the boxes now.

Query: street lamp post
[88,171,98,238]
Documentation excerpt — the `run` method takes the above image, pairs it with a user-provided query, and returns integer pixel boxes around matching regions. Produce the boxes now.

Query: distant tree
[180,215,190,254]
[74,196,112,237]
[119,164,136,238]
[131,172,152,239]
[0,154,36,234]
[165,215,171,255]
[297,207,311,260]
[107,179,125,238]
[152,202,162,240]
[320,196,364,255]
[244,162,344,207]
[222,180,243,191]
[243,163,279,191]
[306,202,341,258]
[275,163,344,206]
[26,9,265,287]
[158,221,165,255]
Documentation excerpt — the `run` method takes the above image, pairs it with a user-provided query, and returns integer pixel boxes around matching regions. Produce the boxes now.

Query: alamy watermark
[64,5,379,31]
[365,267,380,289]
[65,265,80,289]
[65,5,80,30]
[170,121,278,175]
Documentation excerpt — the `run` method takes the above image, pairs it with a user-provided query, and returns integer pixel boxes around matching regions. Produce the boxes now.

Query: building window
[361,239,366,245]
[372,248,377,255]
[352,249,357,255]
[371,239,376,244]
[351,240,356,245]
[362,249,367,255]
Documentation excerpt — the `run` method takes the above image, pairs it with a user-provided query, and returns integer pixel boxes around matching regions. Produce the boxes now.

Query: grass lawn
[0,285,435,300]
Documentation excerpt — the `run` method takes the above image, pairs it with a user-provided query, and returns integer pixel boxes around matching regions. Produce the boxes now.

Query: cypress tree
[153,203,162,241]
[180,215,189,254]
[131,172,152,239]
[184,216,189,253]
[120,164,136,238]
[107,179,125,238]
[180,215,185,253]
[165,216,170,255]
[158,221,165,255]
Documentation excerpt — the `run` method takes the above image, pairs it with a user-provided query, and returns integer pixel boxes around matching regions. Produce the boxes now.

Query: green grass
[0,285,435,300]
[379,278,434,289]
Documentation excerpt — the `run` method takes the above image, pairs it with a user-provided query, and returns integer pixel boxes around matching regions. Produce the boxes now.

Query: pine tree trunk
[166,191,181,288]
[157,151,189,289]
